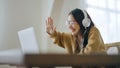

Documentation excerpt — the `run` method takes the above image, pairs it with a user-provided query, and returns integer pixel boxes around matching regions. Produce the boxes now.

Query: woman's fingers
[45,17,55,34]
[49,17,53,26]
[48,17,53,26]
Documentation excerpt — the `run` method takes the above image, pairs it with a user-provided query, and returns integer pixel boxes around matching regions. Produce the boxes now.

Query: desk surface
[25,54,120,67]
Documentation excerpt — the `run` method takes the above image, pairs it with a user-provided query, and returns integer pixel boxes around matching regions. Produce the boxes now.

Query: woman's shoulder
[91,26,99,30]
[90,26,100,33]
[88,26,101,38]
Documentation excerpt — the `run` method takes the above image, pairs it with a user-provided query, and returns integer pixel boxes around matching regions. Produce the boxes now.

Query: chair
[105,42,120,55]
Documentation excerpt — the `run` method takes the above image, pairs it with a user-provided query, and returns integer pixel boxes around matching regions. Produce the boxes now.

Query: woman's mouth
[71,29,75,32]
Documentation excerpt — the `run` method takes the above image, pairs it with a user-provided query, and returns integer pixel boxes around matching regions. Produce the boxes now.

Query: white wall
[0,0,54,52]
[38,0,54,53]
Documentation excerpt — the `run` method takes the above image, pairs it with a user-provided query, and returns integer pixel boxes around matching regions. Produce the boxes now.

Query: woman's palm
[46,17,56,34]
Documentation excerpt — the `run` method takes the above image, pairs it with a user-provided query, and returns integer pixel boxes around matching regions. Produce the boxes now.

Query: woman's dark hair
[68,8,94,48]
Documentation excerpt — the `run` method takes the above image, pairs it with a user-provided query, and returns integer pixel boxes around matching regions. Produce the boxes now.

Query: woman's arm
[46,17,71,48]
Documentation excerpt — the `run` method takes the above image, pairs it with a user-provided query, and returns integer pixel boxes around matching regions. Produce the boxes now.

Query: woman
[46,8,106,55]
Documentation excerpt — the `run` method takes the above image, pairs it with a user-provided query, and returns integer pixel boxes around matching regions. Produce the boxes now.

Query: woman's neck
[75,32,83,42]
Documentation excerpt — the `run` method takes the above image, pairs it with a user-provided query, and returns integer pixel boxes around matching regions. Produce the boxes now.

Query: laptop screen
[18,27,39,54]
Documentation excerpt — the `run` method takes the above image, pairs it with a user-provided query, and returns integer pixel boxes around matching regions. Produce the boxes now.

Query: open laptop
[18,27,39,54]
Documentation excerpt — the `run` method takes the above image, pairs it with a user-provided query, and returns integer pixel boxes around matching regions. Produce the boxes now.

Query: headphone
[81,10,91,48]
[82,10,91,29]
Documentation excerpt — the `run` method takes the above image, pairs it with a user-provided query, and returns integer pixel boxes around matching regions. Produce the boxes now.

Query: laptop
[18,27,39,54]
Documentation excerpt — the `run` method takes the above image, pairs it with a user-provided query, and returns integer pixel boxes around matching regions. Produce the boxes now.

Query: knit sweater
[49,26,106,55]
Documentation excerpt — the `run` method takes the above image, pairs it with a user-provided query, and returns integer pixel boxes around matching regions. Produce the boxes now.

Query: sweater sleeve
[49,31,71,48]
[83,27,105,54]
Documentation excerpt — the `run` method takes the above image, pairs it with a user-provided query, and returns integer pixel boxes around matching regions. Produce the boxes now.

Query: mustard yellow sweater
[49,26,106,55]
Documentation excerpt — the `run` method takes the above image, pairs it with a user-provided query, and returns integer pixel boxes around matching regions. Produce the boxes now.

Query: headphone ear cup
[82,18,91,28]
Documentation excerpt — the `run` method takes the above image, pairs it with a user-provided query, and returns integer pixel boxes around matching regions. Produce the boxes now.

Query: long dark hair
[68,8,94,48]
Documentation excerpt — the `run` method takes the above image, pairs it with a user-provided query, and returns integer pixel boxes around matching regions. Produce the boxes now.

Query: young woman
[46,8,106,55]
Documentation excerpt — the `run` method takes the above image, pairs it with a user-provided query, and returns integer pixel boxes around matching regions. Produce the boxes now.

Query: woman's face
[67,14,80,36]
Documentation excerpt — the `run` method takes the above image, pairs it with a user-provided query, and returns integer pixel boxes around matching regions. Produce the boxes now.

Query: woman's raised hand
[46,17,56,35]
